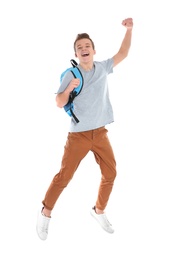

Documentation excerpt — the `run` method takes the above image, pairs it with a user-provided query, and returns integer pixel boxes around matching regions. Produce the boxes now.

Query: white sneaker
[36,208,51,240]
[90,207,114,234]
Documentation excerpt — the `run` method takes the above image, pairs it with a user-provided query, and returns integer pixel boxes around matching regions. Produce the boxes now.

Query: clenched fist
[122,18,133,29]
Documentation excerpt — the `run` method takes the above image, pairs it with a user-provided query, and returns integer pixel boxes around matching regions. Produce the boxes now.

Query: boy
[36,18,133,240]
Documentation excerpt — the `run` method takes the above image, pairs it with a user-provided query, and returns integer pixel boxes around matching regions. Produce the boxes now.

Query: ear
[75,53,77,57]
[94,49,96,55]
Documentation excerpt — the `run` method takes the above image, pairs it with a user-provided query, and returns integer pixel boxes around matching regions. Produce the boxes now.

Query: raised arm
[113,18,133,67]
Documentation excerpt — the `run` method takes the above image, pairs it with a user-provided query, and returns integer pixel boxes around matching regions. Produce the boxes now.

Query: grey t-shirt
[57,57,114,132]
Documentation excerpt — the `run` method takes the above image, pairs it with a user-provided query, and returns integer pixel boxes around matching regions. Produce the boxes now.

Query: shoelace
[40,217,49,233]
[101,214,112,226]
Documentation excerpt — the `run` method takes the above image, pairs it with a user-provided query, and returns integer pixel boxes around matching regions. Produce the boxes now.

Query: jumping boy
[36,18,133,240]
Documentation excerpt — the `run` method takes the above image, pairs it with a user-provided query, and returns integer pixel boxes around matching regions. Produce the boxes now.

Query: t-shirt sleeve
[95,57,114,76]
[104,57,114,74]
[56,71,74,94]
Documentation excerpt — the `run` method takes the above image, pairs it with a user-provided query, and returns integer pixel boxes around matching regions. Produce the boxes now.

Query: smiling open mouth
[82,53,89,57]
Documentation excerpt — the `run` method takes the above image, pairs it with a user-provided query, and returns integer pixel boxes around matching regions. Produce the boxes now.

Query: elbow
[121,50,129,60]
[124,51,129,58]
[56,103,63,108]
[56,101,63,108]
[55,95,63,108]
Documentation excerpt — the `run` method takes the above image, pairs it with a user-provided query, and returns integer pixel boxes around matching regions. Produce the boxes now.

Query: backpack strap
[63,60,84,123]
[70,59,78,67]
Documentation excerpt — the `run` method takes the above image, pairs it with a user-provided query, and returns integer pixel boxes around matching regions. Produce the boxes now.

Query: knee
[108,168,117,182]
[53,171,73,186]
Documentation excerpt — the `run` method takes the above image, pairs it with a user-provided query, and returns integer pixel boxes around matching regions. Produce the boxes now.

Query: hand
[122,18,133,29]
[68,78,80,92]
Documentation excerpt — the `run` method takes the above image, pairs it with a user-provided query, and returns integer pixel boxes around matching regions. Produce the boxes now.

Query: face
[75,38,96,63]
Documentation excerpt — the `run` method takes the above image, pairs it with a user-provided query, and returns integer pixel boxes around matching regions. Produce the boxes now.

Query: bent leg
[42,132,91,210]
[92,128,117,211]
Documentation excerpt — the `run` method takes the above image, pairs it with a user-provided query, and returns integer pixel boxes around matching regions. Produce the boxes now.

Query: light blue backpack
[60,59,84,123]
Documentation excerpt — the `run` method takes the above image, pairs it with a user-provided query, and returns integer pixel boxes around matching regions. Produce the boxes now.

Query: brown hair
[74,33,95,52]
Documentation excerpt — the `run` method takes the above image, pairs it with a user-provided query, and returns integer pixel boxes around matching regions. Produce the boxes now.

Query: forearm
[56,88,71,108]
[119,28,132,57]
[113,27,133,66]
[56,78,80,108]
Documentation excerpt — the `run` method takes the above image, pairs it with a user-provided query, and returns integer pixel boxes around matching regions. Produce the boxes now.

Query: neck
[79,62,94,71]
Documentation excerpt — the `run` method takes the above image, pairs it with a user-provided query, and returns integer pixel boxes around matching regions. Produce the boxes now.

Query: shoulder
[94,58,114,73]
[94,58,114,67]
[60,69,74,83]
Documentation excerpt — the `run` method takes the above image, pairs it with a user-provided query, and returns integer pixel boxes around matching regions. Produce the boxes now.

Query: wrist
[126,27,133,31]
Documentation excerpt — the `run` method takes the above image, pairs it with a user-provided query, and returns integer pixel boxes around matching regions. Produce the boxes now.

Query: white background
[0,0,171,259]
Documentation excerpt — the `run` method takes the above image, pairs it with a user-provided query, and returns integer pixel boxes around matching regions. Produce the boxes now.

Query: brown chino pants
[42,126,117,211]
